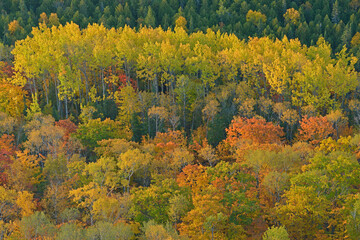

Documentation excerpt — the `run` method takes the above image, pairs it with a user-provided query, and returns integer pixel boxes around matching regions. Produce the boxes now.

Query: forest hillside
[1,1,360,239]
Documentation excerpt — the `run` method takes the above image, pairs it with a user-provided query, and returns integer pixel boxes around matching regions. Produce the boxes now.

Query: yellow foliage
[0,83,26,118]
[284,8,300,24]
[7,150,41,192]
[16,191,36,217]
[39,12,48,25]
[246,10,267,25]
[175,16,187,31]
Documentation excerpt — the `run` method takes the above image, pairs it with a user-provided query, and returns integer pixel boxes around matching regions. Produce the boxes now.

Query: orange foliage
[225,117,284,146]
[177,163,256,239]
[155,141,177,151]
[297,116,336,145]
[216,141,234,162]
[0,61,14,79]
[151,130,187,147]
[153,141,177,164]
[55,119,81,157]
[8,20,21,34]
[177,164,208,193]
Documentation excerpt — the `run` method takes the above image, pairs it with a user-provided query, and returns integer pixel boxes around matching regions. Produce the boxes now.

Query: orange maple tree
[297,116,336,145]
[225,117,284,146]
[151,130,187,147]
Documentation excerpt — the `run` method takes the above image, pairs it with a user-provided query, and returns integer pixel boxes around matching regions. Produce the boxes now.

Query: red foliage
[104,68,137,90]
[0,134,16,185]
[55,119,78,153]
[55,119,77,140]
[117,73,137,90]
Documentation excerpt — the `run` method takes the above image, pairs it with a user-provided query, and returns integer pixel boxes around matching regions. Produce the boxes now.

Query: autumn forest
[1,0,360,239]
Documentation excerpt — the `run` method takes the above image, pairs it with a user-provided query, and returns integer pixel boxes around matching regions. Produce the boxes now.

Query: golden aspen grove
[1,0,360,239]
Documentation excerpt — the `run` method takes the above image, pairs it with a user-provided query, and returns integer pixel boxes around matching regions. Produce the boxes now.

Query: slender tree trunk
[52,182,59,223]
[101,67,106,100]
[65,95,68,119]
[171,76,176,103]
[155,115,158,133]
[33,77,37,94]
[43,73,49,105]
[81,65,89,104]
[55,76,61,117]
[90,211,94,226]
[183,95,186,130]
[127,171,133,194]
[124,58,130,83]
[154,74,159,97]
[78,84,82,106]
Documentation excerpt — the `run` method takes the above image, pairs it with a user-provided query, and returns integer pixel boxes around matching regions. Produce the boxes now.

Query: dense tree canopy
[2,0,360,58]
[0,2,360,239]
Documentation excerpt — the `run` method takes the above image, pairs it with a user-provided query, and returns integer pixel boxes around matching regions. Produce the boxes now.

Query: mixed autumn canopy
[1,1,360,239]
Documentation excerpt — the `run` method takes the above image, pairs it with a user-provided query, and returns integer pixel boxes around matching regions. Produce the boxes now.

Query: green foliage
[262,226,290,240]
[130,177,185,223]
[85,221,134,240]
[347,197,360,240]
[25,93,41,121]
[75,118,131,150]
[20,212,56,239]
[276,151,360,238]
[142,220,182,240]
[56,222,84,240]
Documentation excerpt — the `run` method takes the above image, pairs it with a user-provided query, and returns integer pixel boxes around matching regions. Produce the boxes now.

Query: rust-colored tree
[0,134,16,185]
[55,119,80,157]
[225,117,284,146]
[55,119,77,141]
[297,116,336,145]
[151,130,187,148]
